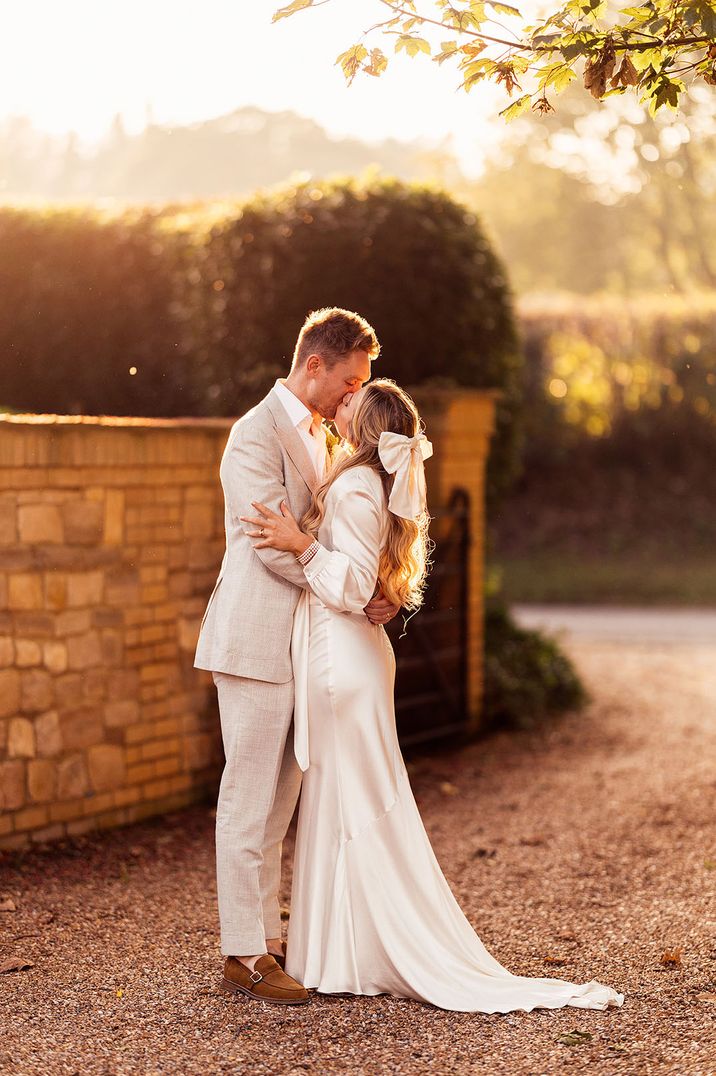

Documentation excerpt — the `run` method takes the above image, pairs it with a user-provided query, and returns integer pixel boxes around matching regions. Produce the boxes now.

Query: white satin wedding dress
[284,464,624,1013]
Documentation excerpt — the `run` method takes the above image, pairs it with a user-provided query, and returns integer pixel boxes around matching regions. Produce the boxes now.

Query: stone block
[20,670,54,714]
[105,699,140,728]
[87,744,126,792]
[103,489,125,545]
[15,640,42,667]
[0,636,14,667]
[43,641,68,674]
[66,571,104,608]
[54,673,83,709]
[0,505,17,545]
[8,716,35,757]
[100,629,123,665]
[30,823,66,844]
[82,790,116,816]
[49,799,85,823]
[28,759,56,803]
[13,804,50,832]
[8,573,43,611]
[0,668,21,717]
[183,501,214,538]
[107,668,140,698]
[44,572,68,611]
[67,630,103,671]
[35,710,62,757]
[0,759,26,809]
[55,609,92,636]
[179,617,200,651]
[103,568,139,611]
[0,547,32,572]
[57,753,89,799]
[13,612,55,638]
[167,573,191,599]
[61,706,104,750]
[91,608,123,628]
[81,669,107,704]
[183,732,212,771]
[17,504,63,544]
[0,573,6,610]
[62,500,104,545]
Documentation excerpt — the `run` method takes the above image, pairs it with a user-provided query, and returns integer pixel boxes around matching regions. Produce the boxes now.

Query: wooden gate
[387,488,471,747]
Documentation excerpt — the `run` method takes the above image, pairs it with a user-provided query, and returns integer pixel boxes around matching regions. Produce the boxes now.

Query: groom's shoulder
[228,394,275,442]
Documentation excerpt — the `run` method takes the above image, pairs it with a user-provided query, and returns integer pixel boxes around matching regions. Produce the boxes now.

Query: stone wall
[0,394,495,850]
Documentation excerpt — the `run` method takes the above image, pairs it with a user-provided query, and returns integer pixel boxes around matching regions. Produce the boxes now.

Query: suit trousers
[212,671,302,956]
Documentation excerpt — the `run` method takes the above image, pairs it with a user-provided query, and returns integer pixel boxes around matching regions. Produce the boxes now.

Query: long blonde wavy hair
[301,378,432,611]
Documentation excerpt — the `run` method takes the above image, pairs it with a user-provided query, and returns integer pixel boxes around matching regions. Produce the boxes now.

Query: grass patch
[490,553,716,606]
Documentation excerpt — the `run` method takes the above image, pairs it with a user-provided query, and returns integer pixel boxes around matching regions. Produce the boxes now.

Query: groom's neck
[284,373,321,424]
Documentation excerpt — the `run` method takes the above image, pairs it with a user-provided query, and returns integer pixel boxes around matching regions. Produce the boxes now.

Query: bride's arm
[240,479,383,615]
[301,486,382,614]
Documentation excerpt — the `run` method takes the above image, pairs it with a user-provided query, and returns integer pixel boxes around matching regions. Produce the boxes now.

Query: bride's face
[334,385,367,442]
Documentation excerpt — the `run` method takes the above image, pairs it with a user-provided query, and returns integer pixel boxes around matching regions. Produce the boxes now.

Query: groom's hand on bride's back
[364,590,400,625]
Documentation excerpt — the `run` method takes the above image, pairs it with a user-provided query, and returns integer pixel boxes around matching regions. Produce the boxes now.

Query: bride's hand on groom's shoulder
[364,590,400,626]
[240,500,314,558]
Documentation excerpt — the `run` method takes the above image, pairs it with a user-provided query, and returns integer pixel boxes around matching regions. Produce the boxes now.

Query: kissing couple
[194,306,624,1014]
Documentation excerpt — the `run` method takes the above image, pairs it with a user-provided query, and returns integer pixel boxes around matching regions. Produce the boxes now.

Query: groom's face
[307,349,372,420]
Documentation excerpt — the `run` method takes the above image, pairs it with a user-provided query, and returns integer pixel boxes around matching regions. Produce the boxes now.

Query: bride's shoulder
[329,464,384,502]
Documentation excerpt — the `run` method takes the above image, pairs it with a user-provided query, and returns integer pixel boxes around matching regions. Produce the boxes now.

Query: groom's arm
[222,423,309,590]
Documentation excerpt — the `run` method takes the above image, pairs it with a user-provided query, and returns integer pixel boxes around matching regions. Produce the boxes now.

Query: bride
[241,378,624,1014]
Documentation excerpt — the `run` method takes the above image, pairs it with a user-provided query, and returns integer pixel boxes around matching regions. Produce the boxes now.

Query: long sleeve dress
[284,464,625,1014]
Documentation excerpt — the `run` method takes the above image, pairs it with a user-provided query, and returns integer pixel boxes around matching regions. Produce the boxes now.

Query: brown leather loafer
[221,954,309,1005]
[268,940,286,969]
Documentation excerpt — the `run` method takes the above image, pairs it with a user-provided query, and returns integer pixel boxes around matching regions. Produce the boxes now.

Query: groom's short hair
[292,307,380,369]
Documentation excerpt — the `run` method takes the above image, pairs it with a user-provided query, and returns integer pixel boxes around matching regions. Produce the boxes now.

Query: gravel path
[2,639,716,1076]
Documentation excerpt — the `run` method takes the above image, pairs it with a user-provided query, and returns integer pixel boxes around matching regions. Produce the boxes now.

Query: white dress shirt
[273,379,327,480]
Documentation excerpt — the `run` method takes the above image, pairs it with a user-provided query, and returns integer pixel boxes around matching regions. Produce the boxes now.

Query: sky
[0,0,515,176]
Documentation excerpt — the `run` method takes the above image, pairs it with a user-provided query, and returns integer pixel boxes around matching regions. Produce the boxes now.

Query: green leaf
[700,1,716,36]
[460,57,497,90]
[334,44,369,85]
[433,40,460,65]
[630,46,663,71]
[395,34,432,57]
[557,1030,593,1047]
[537,60,577,90]
[619,4,654,17]
[499,94,533,120]
[488,0,522,14]
[532,32,563,45]
[365,47,389,77]
[272,0,313,23]
[645,73,684,114]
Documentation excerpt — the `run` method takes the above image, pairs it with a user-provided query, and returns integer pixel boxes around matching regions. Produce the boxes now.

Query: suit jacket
[194,385,329,683]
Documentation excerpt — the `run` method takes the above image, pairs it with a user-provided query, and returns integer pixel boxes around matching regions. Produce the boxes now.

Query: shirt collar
[273,378,314,431]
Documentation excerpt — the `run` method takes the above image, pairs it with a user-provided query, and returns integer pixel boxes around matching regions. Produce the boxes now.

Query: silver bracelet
[296,539,319,566]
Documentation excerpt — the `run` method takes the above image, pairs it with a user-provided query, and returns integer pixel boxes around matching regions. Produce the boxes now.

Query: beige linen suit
[194,382,328,955]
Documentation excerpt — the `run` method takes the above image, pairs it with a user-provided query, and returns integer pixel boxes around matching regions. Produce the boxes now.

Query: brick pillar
[413,389,498,732]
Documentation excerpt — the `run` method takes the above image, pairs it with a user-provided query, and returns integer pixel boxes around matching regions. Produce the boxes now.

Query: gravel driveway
[2,638,716,1075]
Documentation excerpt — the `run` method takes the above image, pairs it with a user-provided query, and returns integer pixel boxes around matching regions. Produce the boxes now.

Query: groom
[194,307,399,1004]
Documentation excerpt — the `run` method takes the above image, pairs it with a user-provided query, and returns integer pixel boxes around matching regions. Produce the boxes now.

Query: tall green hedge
[185,177,522,503]
[0,205,190,417]
[0,178,522,503]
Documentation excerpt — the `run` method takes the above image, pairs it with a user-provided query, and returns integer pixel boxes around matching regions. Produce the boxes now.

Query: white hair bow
[378,430,433,520]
